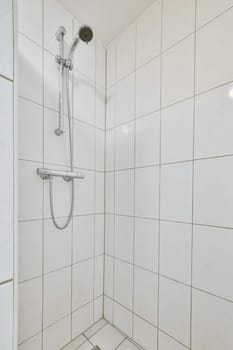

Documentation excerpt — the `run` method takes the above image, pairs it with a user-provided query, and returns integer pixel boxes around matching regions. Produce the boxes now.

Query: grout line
[41,1,45,348]
[0,279,14,287]
[190,1,198,348]
[157,0,164,347]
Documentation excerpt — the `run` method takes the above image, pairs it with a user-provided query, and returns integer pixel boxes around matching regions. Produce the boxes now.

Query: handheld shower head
[79,25,93,43]
[67,25,93,63]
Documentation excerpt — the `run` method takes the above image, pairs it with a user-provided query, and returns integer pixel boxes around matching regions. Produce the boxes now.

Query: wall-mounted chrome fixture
[37,24,93,230]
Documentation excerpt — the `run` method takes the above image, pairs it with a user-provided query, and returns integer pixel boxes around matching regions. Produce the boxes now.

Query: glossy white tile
[192,289,233,350]
[136,57,161,117]
[159,277,191,347]
[161,162,193,222]
[162,35,194,107]
[137,1,161,67]
[161,98,194,163]
[196,8,233,93]
[0,283,13,350]
[18,0,43,45]
[160,221,192,284]
[136,112,160,167]
[135,166,160,219]
[162,0,195,50]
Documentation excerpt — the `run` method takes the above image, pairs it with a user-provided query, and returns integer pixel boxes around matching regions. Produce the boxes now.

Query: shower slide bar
[37,168,85,181]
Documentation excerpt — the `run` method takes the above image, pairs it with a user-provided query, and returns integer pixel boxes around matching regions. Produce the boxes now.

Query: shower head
[79,25,93,43]
[67,25,93,62]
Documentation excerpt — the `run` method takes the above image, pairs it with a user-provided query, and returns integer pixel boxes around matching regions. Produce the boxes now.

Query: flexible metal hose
[49,68,75,230]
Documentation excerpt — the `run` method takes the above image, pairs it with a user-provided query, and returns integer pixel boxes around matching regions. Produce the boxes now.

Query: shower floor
[62,319,142,350]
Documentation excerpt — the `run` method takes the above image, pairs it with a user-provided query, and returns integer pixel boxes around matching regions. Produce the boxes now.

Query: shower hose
[49,68,74,230]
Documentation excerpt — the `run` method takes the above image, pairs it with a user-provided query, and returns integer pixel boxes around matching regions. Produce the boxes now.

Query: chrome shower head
[67,25,93,62]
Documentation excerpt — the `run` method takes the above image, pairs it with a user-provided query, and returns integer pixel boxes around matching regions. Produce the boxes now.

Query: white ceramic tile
[135,218,159,272]
[133,315,157,350]
[43,315,71,350]
[84,319,107,339]
[193,225,233,301]
[44,0,72,55]
[18,33,43,104]
[192,289,233,350]
[136,112,160,167]
[18,220,42,282]
[194,156,233,227]
[196,0,233,28]
[95,256,104,297]
[115,260,133,309]
[0,78,13,283]
[94,296,103,322]
[105,172,114,214]
[72,259,94,310]
[161,98,194,163]
[104,297,113,323]
[159,277,191,347]
[195,83,233,159]
[96,218,105,256]
[117,339,138,350]
[134,267,158,325]
[18,0,43,45]
[104,256,114,298]
[160,162,193,222]
[0,0,13,79]
[196,8,233,93]
[18,160,43,220]
[160,221,192,285]
[44,51,59,112]
[135,166,160,219]
[74,169,95,215]
[115,74,135,126]
[44,219,72,273]
[44,109,71,167]
[95,172,105,213]
[73,71,95,125]
[107,42,116,88]
[72,302,93,339]
[18,334,42,350]
[105,214,114,256]
[106,129,115,171]
[159,331,187,350]
[90,323,125,350]
[96,129,105,171]
[96,41,106,89]
[115,170,134,216]
[73,21,95,81]
[137,1,161,67]
[63,335,86,350]
[96,86,105,130]
[77,342,93,350]
[18,98,43,162]
[115,215,134,263]
[74,120,95,170]
[115,122,135,170]
[162,0,195,50]
[106,87,115,130]
[116,24,136,81]
[43,267,71,328]
[136,57,161,117]
[18,277,42,343]
[73,215,94,263]
[43,163,74,219]
[114,302,133,337]
[162,35,194,107]
[0,283,13,350]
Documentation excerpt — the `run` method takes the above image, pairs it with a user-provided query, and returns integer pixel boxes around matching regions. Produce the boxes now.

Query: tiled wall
[17,0,105,349]
[104,1,233,349]
[0,0,15,349]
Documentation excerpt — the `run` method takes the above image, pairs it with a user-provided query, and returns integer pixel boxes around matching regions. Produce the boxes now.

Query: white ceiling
[58,0,155,45]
